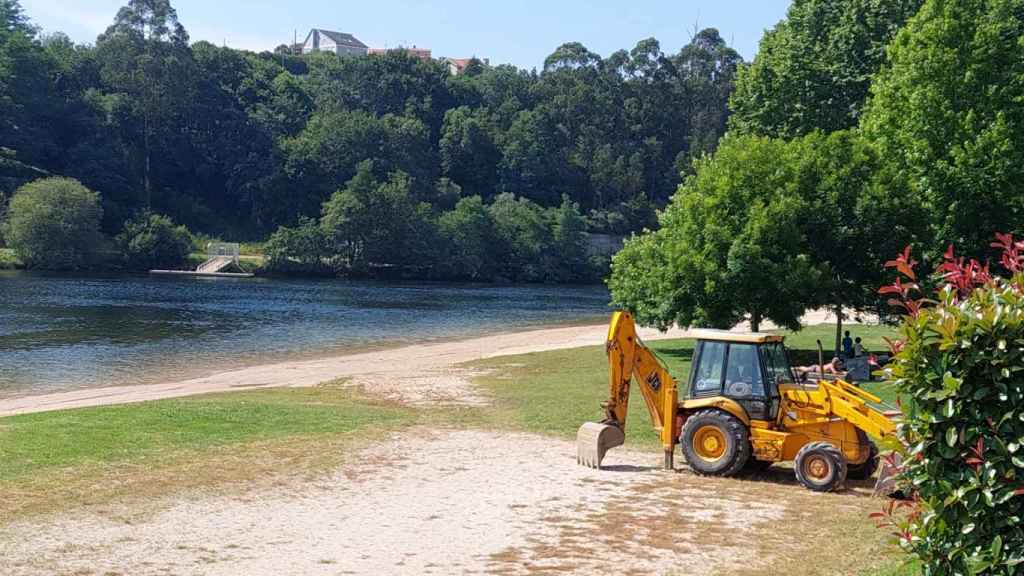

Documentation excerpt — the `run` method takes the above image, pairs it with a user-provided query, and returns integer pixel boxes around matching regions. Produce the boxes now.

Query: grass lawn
[0,383,414,520]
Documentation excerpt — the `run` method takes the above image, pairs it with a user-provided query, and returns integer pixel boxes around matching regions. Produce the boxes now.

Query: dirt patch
[0,429,822,576]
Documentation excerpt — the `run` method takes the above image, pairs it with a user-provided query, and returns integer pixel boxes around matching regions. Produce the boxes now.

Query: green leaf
[992,535,1003,560]
[947,426,959,448]
[962,522,976,535]
[1013,456,1024,468]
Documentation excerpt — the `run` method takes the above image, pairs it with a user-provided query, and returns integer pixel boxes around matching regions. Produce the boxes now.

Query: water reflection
[0,271,610,397]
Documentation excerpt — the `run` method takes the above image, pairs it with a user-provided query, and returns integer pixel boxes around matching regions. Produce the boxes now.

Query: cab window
[724,343,765,398]
[693,341,726,394]
[763,342,795,386]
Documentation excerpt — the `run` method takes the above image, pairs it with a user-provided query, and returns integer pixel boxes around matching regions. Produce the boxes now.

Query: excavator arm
[577,311,679,469]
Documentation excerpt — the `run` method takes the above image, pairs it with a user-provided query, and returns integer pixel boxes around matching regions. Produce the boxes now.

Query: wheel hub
[806,456,831,480]
[693,426,727,462]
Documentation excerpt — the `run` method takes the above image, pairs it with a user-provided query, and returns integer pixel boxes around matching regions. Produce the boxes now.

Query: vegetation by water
[0,0,740,280]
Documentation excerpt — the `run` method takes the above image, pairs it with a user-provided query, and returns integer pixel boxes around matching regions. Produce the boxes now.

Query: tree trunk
[834,303,843,357]
[750,310,761,333]
[143,116,152,209]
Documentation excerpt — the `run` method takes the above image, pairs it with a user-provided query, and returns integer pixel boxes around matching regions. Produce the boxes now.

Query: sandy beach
[0,322,691,417]
[0,307,865,418]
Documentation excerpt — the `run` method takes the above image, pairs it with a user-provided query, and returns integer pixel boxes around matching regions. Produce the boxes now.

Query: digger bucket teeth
[576,422,625,469]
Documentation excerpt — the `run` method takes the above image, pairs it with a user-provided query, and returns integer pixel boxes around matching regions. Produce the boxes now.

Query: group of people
[794,331,871,381]
[842,331,868,359]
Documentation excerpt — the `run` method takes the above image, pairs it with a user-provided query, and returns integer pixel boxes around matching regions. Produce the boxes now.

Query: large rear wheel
[794,442,847,492]
[681,410,750,477]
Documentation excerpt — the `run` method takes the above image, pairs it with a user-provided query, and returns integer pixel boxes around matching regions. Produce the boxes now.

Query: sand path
[0,429,799,576]
[0,323,692,417]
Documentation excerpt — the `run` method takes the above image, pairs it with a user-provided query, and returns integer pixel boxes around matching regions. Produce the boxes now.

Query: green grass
[774,322,897,357]
[0,247,23,269]
[0,384,414,519]
[469,338,693,449]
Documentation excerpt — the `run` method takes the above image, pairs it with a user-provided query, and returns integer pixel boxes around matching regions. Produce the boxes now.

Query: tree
[487,193,552,282]
[116,210,191,270]
[790,130,926,351]
[439,106,499,198]
[436,195,498,280]
[1,177,102,269]
[608,136,824,332]
[730,0,924,137]
[320,161,437,273]
[95,0,194,209]
[547,195,592,282]
[863,0,1024,259]
[264,216,330,275]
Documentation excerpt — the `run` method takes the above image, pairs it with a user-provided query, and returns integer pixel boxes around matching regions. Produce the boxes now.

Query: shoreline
[0,307,873,418]
[0,322,691,417]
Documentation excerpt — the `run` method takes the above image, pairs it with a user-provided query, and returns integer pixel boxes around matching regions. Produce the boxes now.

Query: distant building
[368,46,432,61]
[300,29,368,57]
[444,57,489,75]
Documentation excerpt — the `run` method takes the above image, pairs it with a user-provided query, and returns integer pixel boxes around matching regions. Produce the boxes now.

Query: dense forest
[0,0,743,279]
[610,0,1024,335]
[4,0,1022,290]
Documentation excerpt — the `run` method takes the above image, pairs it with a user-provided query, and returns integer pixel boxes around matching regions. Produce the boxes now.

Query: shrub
[877,236,1024,573]
[1,177,103,270]
[263,217,331,275]
[437,195,498,281]
[117,211,193,271]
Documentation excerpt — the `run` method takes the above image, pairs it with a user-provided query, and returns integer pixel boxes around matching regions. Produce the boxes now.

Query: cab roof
[686,328,785,344]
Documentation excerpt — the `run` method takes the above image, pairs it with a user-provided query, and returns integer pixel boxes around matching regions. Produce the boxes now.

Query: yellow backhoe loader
[577,311,897,492]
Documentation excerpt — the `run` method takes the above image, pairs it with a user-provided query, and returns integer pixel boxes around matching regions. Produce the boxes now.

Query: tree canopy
[862,0,1024,259]
[729,0,923,137]
[0,0,744,246]
[2,177,103,269]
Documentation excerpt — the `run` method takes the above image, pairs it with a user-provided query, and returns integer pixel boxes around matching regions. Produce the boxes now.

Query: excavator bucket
[576,422,625,468]
[873,452,903,497]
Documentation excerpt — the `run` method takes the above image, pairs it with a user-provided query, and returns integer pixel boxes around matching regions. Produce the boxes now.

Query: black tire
[847,434,880,481]
[681,409,751,477]
[794,441,848,492]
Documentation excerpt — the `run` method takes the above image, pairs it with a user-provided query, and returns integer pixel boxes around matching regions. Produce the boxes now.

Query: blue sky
[21,0,791,68]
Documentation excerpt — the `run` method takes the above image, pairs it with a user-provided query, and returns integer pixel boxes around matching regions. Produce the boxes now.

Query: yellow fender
[680,396,750,426]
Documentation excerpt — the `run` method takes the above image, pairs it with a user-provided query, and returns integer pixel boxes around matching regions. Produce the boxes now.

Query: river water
[0,271,610,398]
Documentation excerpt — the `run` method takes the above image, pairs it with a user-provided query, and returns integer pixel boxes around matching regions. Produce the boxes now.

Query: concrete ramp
[197,256,234,273]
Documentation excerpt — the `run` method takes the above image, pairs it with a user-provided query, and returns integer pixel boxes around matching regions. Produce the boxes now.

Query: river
[0,271,610,398]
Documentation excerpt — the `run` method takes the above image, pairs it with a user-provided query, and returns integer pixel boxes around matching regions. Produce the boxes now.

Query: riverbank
[0,322,689,417]
[1,307,883,417]
[0,323,907,576]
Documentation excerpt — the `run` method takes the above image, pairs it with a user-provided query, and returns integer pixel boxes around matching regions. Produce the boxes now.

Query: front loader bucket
[873,452,903,497]
[576,422,625,469]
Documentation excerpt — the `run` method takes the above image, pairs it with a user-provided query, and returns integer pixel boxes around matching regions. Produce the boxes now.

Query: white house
[300,29,368,57]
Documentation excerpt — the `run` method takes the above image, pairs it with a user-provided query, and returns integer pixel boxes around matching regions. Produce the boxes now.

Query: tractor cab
[686,330,795,422]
